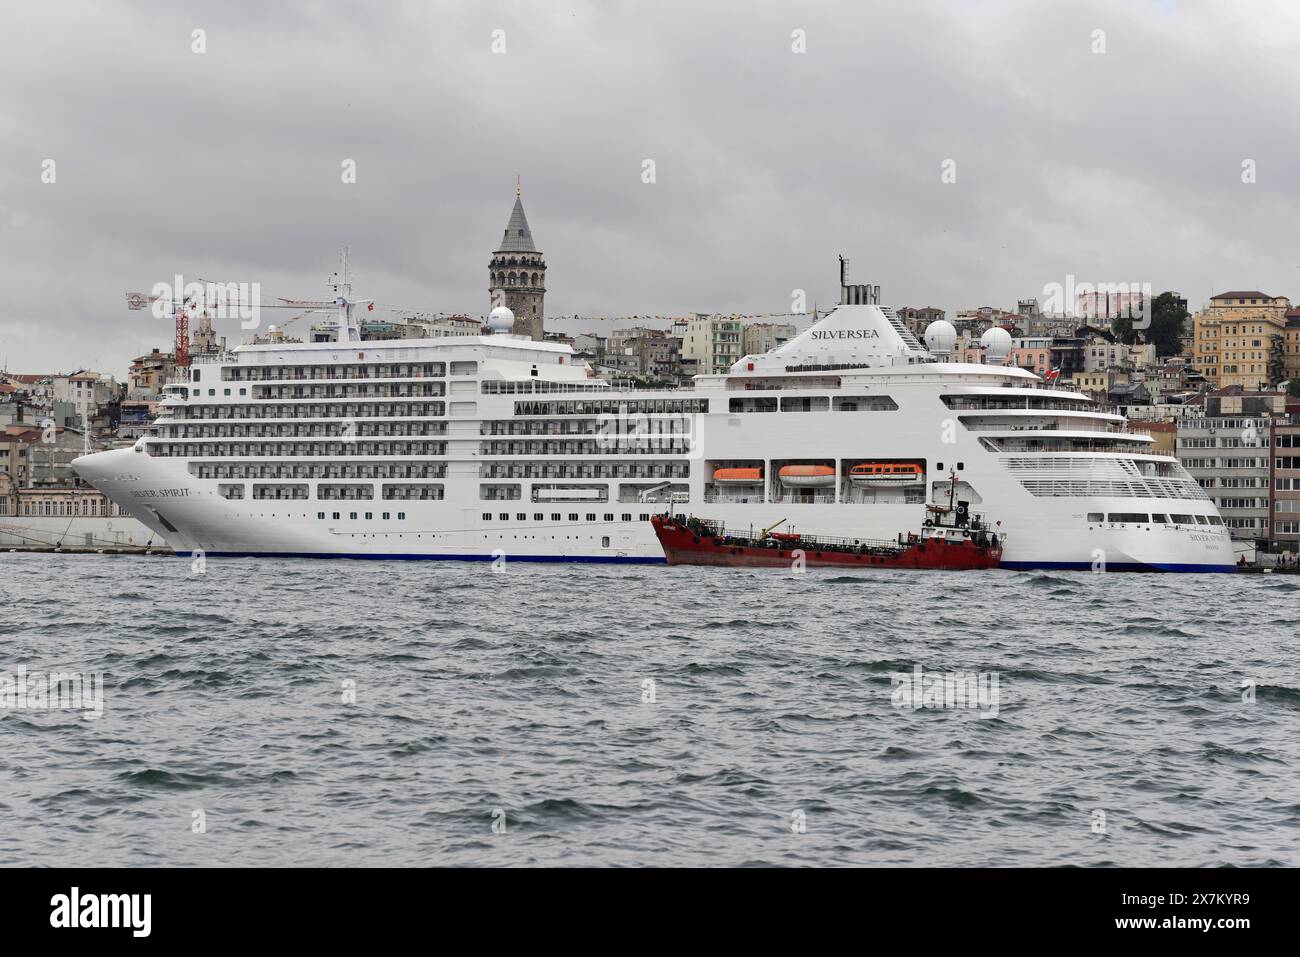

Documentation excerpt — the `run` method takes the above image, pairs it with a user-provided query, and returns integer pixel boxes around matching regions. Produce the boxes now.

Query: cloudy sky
[2,0,1299,378]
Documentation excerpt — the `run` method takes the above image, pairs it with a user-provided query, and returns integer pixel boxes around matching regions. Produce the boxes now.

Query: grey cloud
[1,0,1297,376]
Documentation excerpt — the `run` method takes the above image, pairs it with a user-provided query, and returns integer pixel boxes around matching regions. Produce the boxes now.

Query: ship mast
[328,246,357,345]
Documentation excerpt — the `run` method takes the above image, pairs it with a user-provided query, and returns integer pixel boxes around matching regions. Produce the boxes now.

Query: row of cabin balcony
[159,422,448,438]
[147,440,448,457]
[167,401,448,421]
[218,362,451,382]
[191,462,446,480]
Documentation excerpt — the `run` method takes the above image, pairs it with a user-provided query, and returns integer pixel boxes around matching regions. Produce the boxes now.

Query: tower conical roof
[497,196,537,253]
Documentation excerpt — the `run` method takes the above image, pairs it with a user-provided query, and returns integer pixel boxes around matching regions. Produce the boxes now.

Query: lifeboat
[777,464,836,488]
[849,462,924,486]
[712,467,764,485]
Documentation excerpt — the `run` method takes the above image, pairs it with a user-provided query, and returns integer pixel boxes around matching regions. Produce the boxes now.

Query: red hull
[651,516,1002,570]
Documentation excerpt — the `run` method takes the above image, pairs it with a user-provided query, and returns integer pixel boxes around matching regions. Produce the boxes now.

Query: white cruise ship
[73,278,1236,572]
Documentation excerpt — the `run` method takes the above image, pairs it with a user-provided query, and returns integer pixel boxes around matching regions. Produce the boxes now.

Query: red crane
[173,299,190,368]
[125,290,192,368]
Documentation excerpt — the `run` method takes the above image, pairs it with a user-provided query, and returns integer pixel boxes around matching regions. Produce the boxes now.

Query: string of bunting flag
[363,306,818,324]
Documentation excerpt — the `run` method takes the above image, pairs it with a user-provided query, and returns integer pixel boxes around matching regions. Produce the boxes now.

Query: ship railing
[963,421,1150,437]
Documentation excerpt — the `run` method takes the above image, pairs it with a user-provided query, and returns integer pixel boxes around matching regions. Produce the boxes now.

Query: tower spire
[490,181,546,341]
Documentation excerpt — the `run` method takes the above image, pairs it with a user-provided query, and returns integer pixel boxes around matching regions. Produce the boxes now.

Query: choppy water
[1,554,1297,867]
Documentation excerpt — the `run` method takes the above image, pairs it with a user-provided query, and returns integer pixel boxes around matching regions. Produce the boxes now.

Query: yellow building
[1285,307,1300,384]
[1193,291,1290,389]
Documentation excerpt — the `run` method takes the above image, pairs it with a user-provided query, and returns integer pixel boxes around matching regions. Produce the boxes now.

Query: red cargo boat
[650,478,1004,570]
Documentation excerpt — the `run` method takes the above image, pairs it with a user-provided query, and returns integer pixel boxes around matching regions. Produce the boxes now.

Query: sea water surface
[1,553,1297,867]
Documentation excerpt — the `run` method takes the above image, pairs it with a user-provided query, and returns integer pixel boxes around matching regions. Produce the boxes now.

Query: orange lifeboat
[712,467,764,485]
[777,464,836,488]
[849,462,924,486]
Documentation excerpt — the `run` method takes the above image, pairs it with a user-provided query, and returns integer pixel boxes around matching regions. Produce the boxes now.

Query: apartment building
[1192,291,1290,389]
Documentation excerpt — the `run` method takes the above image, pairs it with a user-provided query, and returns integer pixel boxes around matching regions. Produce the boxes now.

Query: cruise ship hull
[73,445,1236,572]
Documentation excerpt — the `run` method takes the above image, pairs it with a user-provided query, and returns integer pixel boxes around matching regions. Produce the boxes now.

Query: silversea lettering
[809,329,879,339]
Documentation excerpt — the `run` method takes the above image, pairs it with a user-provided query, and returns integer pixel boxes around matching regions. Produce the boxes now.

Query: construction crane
[124,289,196,367]
[124,249,374,364]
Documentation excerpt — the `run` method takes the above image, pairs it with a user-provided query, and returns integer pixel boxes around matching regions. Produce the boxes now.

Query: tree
[1288,376,1300,399]
[1113,291,1188,357]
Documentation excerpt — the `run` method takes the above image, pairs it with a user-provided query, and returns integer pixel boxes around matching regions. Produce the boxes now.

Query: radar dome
[487,305,515,334]
[980,326,1012,359]
[923,319,957,353]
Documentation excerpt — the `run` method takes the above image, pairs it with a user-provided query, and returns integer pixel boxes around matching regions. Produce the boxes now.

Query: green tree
[1113,291,1188,356]
[1287,376,1300,399]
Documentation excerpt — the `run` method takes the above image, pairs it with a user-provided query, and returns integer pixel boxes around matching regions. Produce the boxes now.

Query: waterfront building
[1077,289,1149,327]
[0,472,124,519]
[896,307,945,339]
[1010,337,1054,376]
[52,370,117,408]
[682,315,743,375]
[1192,291,1290,389]
[0,428,36,487]
[1140,420,1178,456]
[741,322,798,357]
[630,331,681,380]
[1286,307,1300,383]
[128,349,176,396]
[1176,388,1287,550]
[1273,415,1300,553]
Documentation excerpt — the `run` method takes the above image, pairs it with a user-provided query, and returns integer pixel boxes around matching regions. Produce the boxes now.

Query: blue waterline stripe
[1000,560,1237,574]
[188,550,667,564]
[179,551,1237,572]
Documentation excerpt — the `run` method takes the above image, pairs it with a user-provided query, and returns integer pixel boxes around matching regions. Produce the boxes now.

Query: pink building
[1009,338,1053,375]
